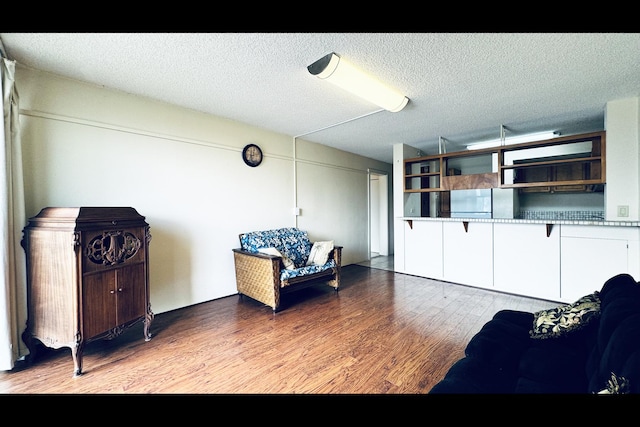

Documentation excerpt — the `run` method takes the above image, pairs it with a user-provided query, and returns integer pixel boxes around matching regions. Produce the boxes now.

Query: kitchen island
[394,100,640,304]
[396,216,640,303]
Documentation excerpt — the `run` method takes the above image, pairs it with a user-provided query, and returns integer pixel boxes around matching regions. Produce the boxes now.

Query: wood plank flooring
[0,265,557,394]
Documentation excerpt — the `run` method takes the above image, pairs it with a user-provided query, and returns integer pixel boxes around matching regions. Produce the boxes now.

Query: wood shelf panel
[441,173,499,190]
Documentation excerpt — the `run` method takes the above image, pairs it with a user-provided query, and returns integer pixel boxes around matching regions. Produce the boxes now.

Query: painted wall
[392,143,421,273]
[605,97,640,221]
[15,66,393,318]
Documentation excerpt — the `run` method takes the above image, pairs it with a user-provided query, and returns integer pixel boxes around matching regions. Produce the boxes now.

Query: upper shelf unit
[404,131,605,193]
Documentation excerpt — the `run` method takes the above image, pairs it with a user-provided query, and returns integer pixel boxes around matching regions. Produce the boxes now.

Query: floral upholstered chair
[232,227,342,312]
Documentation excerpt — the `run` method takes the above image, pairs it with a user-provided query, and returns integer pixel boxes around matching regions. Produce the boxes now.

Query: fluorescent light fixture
[466,131,559,150]
[308,52,409,113]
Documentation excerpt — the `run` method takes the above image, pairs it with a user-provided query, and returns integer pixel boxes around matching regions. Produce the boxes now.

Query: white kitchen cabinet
[442,221,493,288]
[403,220,443,279]
[560,225,640,302]
[493,223,561,301]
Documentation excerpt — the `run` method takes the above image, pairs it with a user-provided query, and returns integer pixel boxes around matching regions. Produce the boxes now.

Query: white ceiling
[1,33,639,163]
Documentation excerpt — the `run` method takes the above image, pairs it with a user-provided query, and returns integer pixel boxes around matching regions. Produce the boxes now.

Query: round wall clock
[242,144,263,167]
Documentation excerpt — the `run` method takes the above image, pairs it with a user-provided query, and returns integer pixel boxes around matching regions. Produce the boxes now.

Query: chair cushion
[280,259,337,283]
[240,227,312,268]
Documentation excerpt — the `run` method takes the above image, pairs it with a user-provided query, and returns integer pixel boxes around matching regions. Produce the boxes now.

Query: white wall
[15,66,392,318]
[392,143,421,272]
[605,97,640,221]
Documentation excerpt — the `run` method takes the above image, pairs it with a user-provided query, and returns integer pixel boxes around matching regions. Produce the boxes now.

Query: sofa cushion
[587,308,640,394]
[240,228,284,253]
[598,273,640,306]
[240,227,312,268]
[516,339,589,393]
[429,356,514,393]
[529,292,600,340]
[464,311,533,372]
[278,228,312,268]
[279,259,337,283]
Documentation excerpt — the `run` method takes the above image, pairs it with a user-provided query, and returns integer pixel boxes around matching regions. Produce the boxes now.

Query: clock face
[242,144,263,167]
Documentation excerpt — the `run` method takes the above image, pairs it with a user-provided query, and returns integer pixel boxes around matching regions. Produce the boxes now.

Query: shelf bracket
[546,223,553,237]
[406,219,413,229]
[463,221,469,232]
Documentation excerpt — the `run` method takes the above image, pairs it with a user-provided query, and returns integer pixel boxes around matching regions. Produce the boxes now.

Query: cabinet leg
[144,309,154,341]
[71,341,84,377]
[21,327,39,365]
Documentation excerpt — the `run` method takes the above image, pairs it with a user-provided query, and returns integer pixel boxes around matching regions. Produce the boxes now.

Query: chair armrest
[330,246,343,266]
[232,248,282,310]
[232,248,281,260]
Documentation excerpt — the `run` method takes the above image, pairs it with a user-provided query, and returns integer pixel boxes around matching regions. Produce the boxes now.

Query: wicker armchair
[232,227,342,312]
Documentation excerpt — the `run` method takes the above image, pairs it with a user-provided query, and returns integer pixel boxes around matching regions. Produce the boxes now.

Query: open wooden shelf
[404,131,605,193]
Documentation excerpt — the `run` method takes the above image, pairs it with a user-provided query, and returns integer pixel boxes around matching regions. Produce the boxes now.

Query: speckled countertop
[399,216,640,227]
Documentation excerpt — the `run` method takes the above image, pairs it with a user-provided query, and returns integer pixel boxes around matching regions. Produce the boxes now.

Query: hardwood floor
[0,265,557,394]
[356,254,394,271]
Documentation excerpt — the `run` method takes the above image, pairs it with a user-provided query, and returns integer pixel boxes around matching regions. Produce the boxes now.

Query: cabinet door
[82,263,147,339]
[517,165,551,193]
[403,221,443,279]
[115,263,147,326]
[83,271,118,339]
[493,223,560,300]
[560,225,640,302]
[553,163,587,192]
[443,221,493,288]
[561,237,627,302]
[560,235,629,303]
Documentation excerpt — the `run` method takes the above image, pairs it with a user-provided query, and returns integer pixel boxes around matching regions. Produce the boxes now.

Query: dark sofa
[429,273,640,394]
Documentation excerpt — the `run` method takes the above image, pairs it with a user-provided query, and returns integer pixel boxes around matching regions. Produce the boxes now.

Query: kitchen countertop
[399,216,640,227]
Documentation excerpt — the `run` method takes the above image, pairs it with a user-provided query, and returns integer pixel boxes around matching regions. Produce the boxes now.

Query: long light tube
[466,130,559,150]
[308,52,409,113]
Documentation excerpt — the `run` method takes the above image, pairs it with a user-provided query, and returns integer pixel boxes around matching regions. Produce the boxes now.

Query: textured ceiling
[1,33,639,163]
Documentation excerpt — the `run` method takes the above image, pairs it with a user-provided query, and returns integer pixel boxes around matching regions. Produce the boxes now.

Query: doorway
[369,170,389,258]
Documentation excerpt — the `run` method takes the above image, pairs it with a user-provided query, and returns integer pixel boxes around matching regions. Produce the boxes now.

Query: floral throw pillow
[530,291,601,339]
[596,372,630,394]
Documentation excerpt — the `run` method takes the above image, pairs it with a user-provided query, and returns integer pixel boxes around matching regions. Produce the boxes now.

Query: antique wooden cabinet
[21,207,153,376]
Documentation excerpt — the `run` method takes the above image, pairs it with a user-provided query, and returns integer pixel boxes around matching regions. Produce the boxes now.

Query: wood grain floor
[0,265,557,394]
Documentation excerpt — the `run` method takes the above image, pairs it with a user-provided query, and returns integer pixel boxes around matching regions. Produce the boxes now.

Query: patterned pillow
[306,240,334,266]
[596,372,630,394]
[530,292,601,339]
[257,247,295,270]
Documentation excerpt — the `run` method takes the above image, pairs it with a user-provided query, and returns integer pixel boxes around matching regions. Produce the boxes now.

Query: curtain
[0,38,27,371]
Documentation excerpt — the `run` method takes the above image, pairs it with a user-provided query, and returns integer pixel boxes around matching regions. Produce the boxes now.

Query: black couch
[429,273,640,394]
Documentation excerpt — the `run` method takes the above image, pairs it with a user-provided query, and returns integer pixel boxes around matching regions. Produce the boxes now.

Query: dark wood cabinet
[21,207,153,376]
[518,156,603,193]
[404,131,605,194]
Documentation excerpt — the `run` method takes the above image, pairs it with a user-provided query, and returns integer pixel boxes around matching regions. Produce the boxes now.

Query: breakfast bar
[398,216,640,303]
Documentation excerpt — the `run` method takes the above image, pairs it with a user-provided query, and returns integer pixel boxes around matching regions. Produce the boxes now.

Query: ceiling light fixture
[307,52,409,113]
[466,130,559,150]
